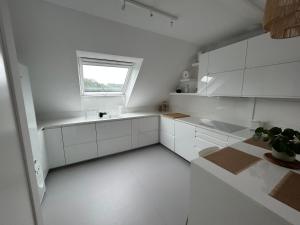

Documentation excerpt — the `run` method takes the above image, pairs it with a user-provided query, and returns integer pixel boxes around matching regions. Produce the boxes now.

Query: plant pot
[271,148,296,162]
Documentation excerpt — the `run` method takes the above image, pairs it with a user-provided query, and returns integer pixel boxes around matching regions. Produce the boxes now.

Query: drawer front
[96,120,131,140]
[62,123,96,146]
[64,142,98,164]
[98,136,132,157]
[195,127,228,142]
[160,117,175,135]
[137,130,159,148]
[160,131,175,151]
[138,117,159,132]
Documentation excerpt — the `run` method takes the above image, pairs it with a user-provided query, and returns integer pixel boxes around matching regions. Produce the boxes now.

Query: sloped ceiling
[43,0,266,46]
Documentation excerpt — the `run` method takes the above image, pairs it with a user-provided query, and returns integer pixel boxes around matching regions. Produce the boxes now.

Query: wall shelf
[170,92,200,96]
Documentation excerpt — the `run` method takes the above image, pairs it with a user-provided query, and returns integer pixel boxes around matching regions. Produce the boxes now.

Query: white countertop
[192,141,300,225]
[175,116,253,139]
[38,112,161,130]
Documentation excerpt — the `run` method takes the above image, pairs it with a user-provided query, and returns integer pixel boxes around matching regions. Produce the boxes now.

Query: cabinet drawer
[160,117,175,135]
[96,120,131,140]
[137,117,159,132]
[195,127,228,142]
[137,130,159,148]
[98,136,132,157]
[64,142,98,164]
[62,123,96,146]
[160,131,175,151]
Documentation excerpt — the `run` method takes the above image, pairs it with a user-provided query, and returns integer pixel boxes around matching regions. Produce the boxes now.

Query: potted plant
[255,127,300,162]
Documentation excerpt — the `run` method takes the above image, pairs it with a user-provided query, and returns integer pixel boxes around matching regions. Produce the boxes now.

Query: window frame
[78,57,134,97]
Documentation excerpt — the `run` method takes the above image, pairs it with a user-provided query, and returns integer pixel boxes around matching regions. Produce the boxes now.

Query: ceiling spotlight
[150,11,153,17]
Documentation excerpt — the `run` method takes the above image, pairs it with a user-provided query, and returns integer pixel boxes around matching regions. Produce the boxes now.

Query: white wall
[0,1,35,224]
[8,0,197,120]
[170,96,300,130]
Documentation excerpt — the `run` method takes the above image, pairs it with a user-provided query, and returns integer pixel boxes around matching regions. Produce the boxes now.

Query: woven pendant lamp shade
[263,0,300,39]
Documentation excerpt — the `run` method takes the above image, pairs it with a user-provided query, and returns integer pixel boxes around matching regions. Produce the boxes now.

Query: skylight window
[77,51,143,102]
[78,56,134,96]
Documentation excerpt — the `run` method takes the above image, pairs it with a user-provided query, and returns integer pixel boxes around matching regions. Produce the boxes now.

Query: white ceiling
[43,0,266,46]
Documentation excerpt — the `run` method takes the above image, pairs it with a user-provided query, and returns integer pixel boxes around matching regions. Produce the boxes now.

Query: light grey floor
[42,144,190,225]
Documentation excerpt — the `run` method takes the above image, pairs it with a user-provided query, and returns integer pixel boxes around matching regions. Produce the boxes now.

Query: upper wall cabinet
[243,61,300,98]
[197,52,209,96]
[207,70,244,97]
[208,40,247,74]
[246,34,300,68]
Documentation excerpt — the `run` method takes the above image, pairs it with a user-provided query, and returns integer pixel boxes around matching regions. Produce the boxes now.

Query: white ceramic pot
[272,148,296,162]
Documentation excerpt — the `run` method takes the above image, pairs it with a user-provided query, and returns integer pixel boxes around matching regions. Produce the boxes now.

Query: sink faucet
[99,112,107,118]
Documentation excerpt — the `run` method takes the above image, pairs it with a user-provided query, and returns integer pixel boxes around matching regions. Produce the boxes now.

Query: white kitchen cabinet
[62,123,96,146]
[243,61,300,98]
[174,121,195,161]
[98,136,132,157]
[208,40,247,74]
[132,116,159,148]
[160,132,175,151]
[96,119,131,140]
[64,142,98,165]
[96,119,132,156]
[246,33,300,68]
[160,116,175,151]
[44,128,65,169]
[197,52,209,96]
[207,70,244,96]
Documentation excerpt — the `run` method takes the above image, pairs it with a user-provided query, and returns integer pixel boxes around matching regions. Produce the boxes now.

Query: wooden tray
[162,113,190,119]
[270,171,300,212]
[264,153,300,170]
[204,147,261,175]
[244,138,272,151]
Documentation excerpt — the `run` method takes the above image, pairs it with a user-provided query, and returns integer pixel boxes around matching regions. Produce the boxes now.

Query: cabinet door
[160,117,174,136]
[98,136,132,157]
[62,123,96,146]
[174,121,195,161]
[198,52,209,96]
[44,128,65,169]
[207,70,244,96]
[209,40,247,73]
[64,142,98,165]
[243,61,300,98]
[96,119,131,140]
[246,34,300,68]
[132,117,159,148]
[160,131,175,151]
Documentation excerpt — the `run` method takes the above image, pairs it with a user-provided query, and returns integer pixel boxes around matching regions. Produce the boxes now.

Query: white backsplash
[169,95,300,130]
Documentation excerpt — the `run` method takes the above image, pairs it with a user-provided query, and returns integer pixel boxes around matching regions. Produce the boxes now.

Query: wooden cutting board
[162,113,190,119]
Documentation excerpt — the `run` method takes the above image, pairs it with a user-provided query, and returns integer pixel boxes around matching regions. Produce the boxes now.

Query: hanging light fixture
[263,0,300,39]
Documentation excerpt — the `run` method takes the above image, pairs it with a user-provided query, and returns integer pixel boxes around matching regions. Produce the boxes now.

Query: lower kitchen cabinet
[98,136,132,157]
[44,128,65,169]
[160,116,175,151]
[132,117,159,148]
[160,132,175,151]
[174,121,196,161]
[64,142,98,165]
